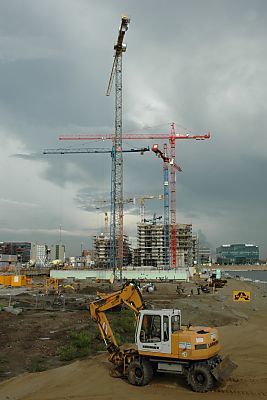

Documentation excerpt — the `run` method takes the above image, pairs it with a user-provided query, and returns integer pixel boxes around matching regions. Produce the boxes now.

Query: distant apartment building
[31,243,48,267]
[93,234,132,268]
[192,234,199,265]
[136,223,193,268]
[177,224,193,267]
[216,243,259,265]
[0,242,31,263]
[198,247,212,265]
[50,244,65,262]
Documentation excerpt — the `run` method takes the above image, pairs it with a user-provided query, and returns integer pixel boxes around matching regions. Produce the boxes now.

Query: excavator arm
[89,281,144,355]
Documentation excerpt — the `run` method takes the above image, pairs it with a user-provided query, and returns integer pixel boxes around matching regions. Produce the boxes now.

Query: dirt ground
[0,277,267,400]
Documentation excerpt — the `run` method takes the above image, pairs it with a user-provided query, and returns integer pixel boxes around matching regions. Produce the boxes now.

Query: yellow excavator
[89,281,237,392]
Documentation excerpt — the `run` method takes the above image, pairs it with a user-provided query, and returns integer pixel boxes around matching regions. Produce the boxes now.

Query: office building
[216,243,259,265]
[0,242,31,263]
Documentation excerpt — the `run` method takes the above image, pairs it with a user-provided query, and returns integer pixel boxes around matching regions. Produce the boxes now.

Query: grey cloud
[0,0,267,256]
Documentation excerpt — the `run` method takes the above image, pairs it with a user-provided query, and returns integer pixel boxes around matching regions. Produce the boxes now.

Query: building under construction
[93,234,132,268]
[136,223,193,268]
[93,224,193,269]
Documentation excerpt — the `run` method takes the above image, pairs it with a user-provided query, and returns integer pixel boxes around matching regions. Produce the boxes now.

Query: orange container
[0,275,4,285]
[11,275,26,287]
[26,277,31,285]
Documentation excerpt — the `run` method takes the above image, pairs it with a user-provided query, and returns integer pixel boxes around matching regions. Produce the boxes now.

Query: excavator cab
[136,309,223,362]
[136,309,181,355]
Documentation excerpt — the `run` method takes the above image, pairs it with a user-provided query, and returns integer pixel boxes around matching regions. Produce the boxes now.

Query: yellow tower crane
[133,195,164,223]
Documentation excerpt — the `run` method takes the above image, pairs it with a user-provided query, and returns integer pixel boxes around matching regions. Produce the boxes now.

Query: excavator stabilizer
[211,355,238,382]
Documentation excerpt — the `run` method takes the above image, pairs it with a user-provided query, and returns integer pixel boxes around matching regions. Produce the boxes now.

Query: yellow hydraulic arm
[89,281,144,354]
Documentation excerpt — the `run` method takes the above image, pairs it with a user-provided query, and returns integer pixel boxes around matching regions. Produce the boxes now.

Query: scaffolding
[136,223,193,268]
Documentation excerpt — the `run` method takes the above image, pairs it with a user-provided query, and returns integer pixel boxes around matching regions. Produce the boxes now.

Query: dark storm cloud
[0,0,267,256]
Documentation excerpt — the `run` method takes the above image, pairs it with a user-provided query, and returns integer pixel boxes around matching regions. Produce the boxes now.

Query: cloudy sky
[0,0,267,257]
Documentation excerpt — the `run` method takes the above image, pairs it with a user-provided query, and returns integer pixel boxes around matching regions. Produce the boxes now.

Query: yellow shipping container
[0,275,12,286]
[11,275,26,287]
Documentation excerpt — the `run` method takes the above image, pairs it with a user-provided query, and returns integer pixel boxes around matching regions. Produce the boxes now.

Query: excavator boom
[89,281,144,354]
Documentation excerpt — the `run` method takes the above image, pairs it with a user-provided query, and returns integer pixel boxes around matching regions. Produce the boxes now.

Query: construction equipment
[144,212,162,225]
[107,16,130,280]
[95,194,163,229]
[96,209,109,237]
[59,123,210,270]
[95,197,134,237]
[44,144,149,276]
[152,143,182,269]
[89,281,237,392]
[43,147,149,155]
[136,194,163,223]
[45,277,60,295]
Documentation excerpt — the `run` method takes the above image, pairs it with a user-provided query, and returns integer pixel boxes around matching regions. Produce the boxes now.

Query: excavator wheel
[187,363,216,392]
[127,360,153,386]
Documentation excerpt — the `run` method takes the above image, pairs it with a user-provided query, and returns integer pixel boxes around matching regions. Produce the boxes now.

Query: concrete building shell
[136,223,193,268]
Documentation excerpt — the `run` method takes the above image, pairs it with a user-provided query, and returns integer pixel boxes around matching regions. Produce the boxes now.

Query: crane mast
[170,123,177,269]
[163,143,170,269]
[107,16,130,279]
[152,143,182,269]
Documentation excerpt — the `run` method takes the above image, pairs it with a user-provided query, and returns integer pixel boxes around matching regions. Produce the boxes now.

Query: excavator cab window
[163,315,169,341]
[140,314,161,343]
[171,315,180,332]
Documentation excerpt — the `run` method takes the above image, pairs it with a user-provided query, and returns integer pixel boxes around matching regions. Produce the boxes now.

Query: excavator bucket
[211,355,238,382]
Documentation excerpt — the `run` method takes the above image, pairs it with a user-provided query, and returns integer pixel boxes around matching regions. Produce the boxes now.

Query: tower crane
[95,207,109,237]
[59,123,210,142]
[44,145,148,269]
[94,197,134,237]
[96,194,163,225]
[50,16,132,278]
[59,123,209,269]
[144,213,162,225]
[43,147,149,155]
[132,194,163,223]
[107,15,130,280]
[152,143,182,269]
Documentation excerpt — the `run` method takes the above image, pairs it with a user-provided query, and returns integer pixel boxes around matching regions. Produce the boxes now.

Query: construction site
[0,274,267,400]
[1,10,267,400]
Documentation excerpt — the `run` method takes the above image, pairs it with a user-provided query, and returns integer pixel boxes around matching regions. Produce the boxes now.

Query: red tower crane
[152,143,182,269]
[59,123,210,269]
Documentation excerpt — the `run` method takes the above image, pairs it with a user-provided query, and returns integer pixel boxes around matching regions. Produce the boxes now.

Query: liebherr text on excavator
[89,281,237,392]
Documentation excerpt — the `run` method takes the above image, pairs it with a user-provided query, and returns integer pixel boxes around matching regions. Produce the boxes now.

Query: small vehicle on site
[89,281,237,392]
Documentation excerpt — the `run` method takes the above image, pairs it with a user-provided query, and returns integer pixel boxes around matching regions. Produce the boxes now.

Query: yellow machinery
[45,278,60,295]
[89,281,237,392]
